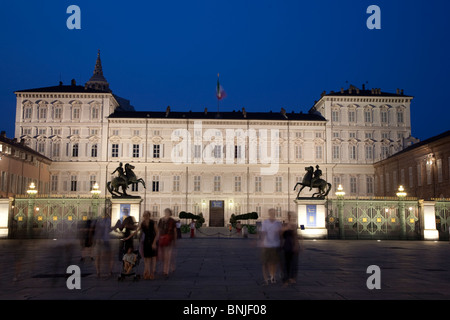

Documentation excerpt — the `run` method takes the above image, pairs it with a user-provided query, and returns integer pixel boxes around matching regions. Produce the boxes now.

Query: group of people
[259,209,301,286]
[78,207,178,280]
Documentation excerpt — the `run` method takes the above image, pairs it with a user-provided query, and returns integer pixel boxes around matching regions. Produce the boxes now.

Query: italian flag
[216,73,226,100]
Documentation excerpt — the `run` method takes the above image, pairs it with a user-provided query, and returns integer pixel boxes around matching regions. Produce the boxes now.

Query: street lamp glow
[335,184,345,197]
[26,182,38,196]
[396,185,407,198]
[90,182,101,196]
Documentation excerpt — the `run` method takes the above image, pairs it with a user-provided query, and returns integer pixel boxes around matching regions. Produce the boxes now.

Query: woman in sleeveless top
[124,211,158,280]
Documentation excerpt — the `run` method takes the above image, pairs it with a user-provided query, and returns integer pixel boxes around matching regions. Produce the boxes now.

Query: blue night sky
[0,0,449,140]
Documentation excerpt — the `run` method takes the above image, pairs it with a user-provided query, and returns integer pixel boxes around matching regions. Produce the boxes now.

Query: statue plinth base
[110,197,143,227]
[294,198,327,239]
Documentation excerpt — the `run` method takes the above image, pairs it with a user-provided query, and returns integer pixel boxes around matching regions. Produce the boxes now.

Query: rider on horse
[112,162,128,185]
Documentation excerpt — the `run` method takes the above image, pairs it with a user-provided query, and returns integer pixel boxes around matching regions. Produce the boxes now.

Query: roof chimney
[401,89,404,95]
[356,88,360,94]
[59,81,63,86]
[71,79,76,86]
[204,107,207,115]
[396,88,400,94]
[371,88,375,94]
[340,87,344,93]
[165,105,170,117]
[242,107,247,118]
[362,83,365,90]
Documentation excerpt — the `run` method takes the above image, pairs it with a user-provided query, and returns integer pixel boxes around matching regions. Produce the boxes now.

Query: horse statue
[293,165,332,199]
[107,163,146,197]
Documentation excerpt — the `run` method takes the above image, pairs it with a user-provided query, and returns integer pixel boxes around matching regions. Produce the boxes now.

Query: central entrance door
[209,200,224,227]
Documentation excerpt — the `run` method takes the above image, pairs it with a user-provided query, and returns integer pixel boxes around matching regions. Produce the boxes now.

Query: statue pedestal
[110,197,142,227]
[294,198,328,239]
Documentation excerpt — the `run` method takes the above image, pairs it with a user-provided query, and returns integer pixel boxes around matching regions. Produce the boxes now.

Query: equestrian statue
[293,165,332,199]
[107,162,146,197]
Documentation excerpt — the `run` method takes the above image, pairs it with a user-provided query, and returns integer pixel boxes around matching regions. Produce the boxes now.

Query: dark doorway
[209,200,224,227]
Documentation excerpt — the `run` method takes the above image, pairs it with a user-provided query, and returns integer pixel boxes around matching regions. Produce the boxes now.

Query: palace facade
[13,52,415,226]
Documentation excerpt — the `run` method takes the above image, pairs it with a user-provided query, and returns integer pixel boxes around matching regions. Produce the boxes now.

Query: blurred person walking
[260,209,282,285]
[94,209,114,278]
[190,219,195,238]
[125,211,158,279]
[281,212,300,286]
[158,208,177,278]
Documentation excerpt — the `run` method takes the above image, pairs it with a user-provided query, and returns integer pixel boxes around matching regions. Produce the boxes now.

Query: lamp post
[91,182,101,218]
[335,184,345,239]
[396,185,407,239]
[26,182,38,238]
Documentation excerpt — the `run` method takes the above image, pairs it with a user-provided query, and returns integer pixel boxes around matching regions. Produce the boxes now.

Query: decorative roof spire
[85,50,111,92]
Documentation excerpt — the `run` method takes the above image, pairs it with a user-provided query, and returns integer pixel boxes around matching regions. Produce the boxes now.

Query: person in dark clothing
[117,215,137,261]
[281,212,300,285]
[125,211,158,279]
[78,216,96,262]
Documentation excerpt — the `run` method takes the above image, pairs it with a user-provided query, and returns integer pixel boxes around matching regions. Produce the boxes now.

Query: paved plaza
[0,234,449,300]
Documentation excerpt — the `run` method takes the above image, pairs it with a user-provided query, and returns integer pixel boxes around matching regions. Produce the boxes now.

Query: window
[24,107,32,119]
[90,129,98,136]
[131,182,139,192]
[73,108,80,119]
[213,145,222,159]
[194,145,202,158]
[256,206,262,215]
[397,111,404,123]
[194,176,201,192]
[333,132,340,138]
[349,132,356,139]
[234,145,242,159]
[409,167,413,188]
[214,176,221,192]
[275,207,282,218]
[348,110,356,123]
[54,108,62,120]
[53,128,62,136]
[386,173,390,192]
[92,108,99,119]
[72,143,79,157]
[111,144,119,158]
[70,175,77,192]
[132,144,140,158]
[364,110,372,123]
[39,108,47,119]
[133,130,140,136]
[173,175,180,192]
[350,177,357,194]
[112,130,119,136]
[51,175,58,192]
[365,145,373,160]
[275,176,282,192]
[152,205,159,217]
[37,142,45,154]
[400,169,405,185]
[397,133,403,141]
[365,132,373,139]
[349,145,357,160]
[315,145,323,160]
[381,132,390,139]
[294,145,302,160]
[89,175,96,190]
[331,110,339,122]
[153,144,160,158]
[153,130,160,136]
[38,128,46,135]
[255,176,262,192]
[152,176,160,192]
[23,128,32,135]
[417,164,422,186]
[393,170,397,189]
[315,132,322,139]
[234,176,241,192]
[295,132,302,138]
[333,176,341,192]
[381,146,389,159]
[91,144,98,157]
[52,143,60,157]
[72,129,79,136]
[437,159,443,183]
[381,110,388,123]
[332,145,340,160]
[426,163,432,185]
